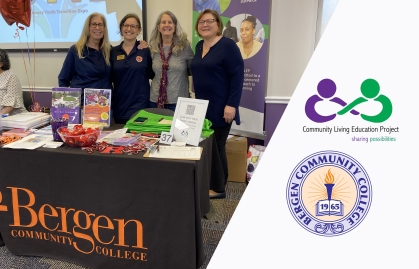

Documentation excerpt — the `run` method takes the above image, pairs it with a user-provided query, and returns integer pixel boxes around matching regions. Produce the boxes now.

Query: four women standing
[57,9,246,198]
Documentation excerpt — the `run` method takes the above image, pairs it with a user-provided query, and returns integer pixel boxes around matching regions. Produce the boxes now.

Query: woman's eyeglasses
[90,23,105,28]
[122,24,140,29]
[198,19,217,25]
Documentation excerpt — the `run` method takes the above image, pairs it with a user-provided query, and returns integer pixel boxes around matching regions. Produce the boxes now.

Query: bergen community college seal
[286,151,372,236]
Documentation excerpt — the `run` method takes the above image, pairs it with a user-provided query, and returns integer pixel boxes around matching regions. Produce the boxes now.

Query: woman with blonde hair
[148,10,194,110]
[58,12,112,94]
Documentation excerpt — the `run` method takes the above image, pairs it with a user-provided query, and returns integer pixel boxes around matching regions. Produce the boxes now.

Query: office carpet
[0,182,247,269]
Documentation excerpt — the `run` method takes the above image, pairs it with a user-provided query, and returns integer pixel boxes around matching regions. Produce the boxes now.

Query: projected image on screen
[0,0,144,50]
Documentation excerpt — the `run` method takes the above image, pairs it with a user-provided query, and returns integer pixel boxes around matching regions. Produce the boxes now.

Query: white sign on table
[159,131,173,145]
[170,97,209,146]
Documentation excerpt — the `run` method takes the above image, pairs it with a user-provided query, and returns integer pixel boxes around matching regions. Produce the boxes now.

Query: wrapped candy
[58,125,101,148]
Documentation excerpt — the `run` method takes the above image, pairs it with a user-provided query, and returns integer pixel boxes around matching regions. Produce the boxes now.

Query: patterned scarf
[157,42,174,108]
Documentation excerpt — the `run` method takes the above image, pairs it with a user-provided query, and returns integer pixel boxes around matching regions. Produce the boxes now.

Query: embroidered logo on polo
[305,78,392,123]
[136,56,143,62]
[286,151,372,237]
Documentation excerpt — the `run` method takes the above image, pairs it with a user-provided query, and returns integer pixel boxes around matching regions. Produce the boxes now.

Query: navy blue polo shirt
[110,41,154,121]
[58,45,112,90]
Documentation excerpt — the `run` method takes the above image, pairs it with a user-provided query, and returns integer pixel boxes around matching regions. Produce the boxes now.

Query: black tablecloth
[0,126,219,269]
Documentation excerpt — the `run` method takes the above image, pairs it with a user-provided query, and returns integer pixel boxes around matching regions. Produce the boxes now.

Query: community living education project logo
[303,78,399,143]
[286,151,372,237]
[306,78,392,123]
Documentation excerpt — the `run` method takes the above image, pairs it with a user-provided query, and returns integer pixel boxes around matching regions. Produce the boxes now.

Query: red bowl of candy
[57,125,101,148]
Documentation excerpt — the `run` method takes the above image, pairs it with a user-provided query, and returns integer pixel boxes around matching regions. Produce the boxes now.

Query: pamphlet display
[170,97,209,146]
[83,88,112,127]
[1,112,50,129]
[51,87,82,124]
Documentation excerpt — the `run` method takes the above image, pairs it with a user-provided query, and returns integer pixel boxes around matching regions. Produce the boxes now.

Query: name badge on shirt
[117,55,125,60]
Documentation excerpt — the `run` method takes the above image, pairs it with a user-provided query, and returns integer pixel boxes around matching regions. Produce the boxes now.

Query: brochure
[2,128,35,137]
[51,87,82,124]
[33,125,52,135]
[83,88,112,127]
[3,134,53,150]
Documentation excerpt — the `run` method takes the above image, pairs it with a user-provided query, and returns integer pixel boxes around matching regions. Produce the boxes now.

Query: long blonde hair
[75,12,111,65]
[149,11,189,56]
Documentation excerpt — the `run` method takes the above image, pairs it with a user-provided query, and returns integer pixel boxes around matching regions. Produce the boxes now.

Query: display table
[0,126,219,269]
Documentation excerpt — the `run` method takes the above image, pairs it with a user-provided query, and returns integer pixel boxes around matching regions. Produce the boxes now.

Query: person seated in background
[148,10,194,111]
[0,49,27,116]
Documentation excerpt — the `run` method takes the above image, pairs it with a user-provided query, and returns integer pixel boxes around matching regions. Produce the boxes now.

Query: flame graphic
[324,169,334,184]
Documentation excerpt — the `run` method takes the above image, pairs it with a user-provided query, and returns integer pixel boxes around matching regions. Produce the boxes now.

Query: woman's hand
[224,105,236,123]
[1,106,14,114]
[137,40,149,49]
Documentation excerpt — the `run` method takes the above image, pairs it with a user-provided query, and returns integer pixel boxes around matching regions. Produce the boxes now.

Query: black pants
[211,123,232,193]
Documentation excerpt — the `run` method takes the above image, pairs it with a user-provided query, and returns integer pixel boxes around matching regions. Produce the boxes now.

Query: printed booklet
[51,87,82,124]
[83,88,112,127]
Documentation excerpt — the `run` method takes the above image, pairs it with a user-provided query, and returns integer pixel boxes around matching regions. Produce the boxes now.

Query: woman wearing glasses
[110,13,154,124]
[148,11,194,111]
[58,13,112,94]
[190,9,244,199]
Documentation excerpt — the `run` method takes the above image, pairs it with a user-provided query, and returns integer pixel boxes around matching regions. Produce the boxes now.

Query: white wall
[6,0,318,101]
[266,0,319,100]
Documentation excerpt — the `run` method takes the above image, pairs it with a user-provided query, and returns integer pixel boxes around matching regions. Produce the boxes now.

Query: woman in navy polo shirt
[58,12,112,95]
[110,13,154,124]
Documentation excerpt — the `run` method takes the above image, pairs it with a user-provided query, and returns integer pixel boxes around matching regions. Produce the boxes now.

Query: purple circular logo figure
[286,151,372,237]
[305,79,359,123]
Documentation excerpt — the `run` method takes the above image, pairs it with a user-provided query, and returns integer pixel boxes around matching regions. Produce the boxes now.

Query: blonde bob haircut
[149,10,190,56]
[75,12,111,66]
[195,9,223,38]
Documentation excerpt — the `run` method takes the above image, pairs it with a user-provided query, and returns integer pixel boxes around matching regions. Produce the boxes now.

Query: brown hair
[119,13,142,36]
[149,10,190,56]
[195,9,223,38]
[0,49,11,70]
